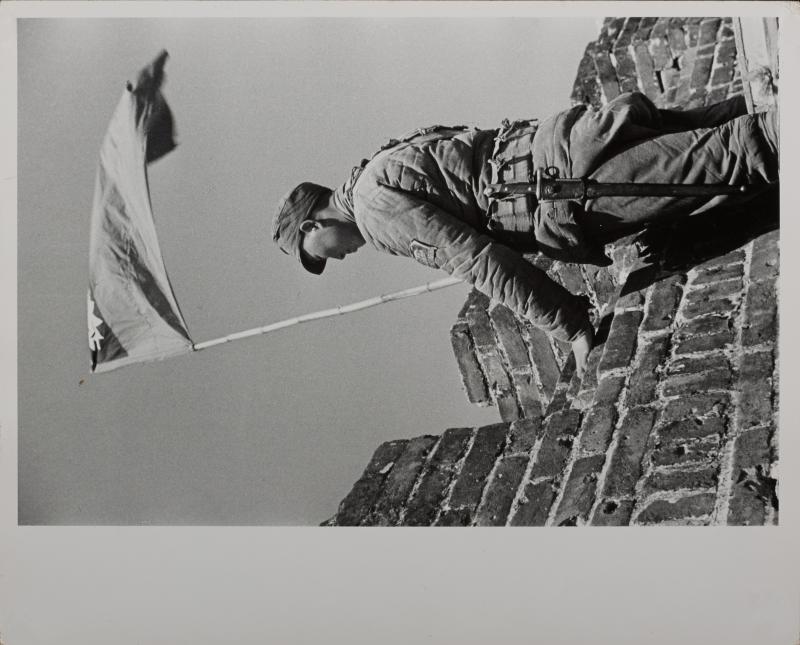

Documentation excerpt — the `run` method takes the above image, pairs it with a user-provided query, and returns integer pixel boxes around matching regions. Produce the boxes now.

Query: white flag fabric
[88,51,193,373]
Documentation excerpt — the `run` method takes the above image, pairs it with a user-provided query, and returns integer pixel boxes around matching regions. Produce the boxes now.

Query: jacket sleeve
[356,182,592,342]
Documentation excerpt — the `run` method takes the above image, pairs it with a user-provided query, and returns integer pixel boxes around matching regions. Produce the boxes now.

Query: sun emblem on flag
[88,295,105,352]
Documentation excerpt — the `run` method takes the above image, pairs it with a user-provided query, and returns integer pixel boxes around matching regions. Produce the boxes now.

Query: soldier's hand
[571,327,594,380]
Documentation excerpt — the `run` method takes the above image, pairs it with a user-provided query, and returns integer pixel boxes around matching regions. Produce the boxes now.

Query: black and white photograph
[2,3,799,644]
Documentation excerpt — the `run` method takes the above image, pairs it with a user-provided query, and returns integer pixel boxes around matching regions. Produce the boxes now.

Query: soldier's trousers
[583,99,779,233]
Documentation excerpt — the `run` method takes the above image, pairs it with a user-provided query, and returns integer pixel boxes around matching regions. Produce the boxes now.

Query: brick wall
[324,17,779,526]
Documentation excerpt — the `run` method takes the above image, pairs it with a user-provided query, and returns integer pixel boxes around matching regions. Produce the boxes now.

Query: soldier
[272,91,778,377]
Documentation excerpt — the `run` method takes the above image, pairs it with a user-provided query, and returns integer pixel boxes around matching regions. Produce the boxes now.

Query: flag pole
[191,276,463,352]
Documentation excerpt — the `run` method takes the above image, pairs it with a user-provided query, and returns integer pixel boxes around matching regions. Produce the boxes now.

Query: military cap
[272,182,332,275]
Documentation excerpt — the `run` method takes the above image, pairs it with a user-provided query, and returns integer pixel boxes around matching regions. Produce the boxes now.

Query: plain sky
[19,17,603,525]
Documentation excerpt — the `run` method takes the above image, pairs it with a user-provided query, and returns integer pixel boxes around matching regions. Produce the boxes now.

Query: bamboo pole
[191,276,463,352]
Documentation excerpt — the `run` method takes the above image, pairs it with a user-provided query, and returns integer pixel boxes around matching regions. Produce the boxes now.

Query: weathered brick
[738,350,774,428]
[727,426,776,525]
[682,294,742,318]
[636,493,716,524]
[667,353,728,376]
[551,262,588,296]
[698,18,721,46]
[594,50,621,102]
[706,86,730,106]
[510,479,556,526]
[658,416,725,442]
[402,428,473,526]
[613,17,642,50]
[335,440,408,526]
[489,305,531,371]
[474,455,529,526]
[641,274,685,332]
[578,405,617,454]
[635,17,659,40]
[448,423,508,511]
[510,371,542,418]
[602,408,656,497]
[687,278,743,303]
[667,20,688,54]
[497,392,521,423]
[507,417,542,455]
[529,409,581,479]
[369,435,438,525]
[598,310,643,373]
[745,279,776,312]
[678,314,734,337]
[673,331,733,355]
[522,325,561,400]
[582,265,617,310]
[590,498,635,526]
[642,466,718,494]
[434,508,472,526]
[614,47,639,94]
[553,454,606,526]
[693,260,744,282]
[742,309,776,347]
[749,231,779,282]
[661,368,732,397]
[467,306,497,348]
[599,17,626,49]
[594,375,625,406]
[662,393,729,422]
[450,323,489,405]
[631,41,660,100]
[710,65,735,88]
[651,436,720,467]
[627,335,670,406]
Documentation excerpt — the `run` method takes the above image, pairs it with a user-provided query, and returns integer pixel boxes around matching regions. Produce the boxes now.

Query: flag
[88,51,193,373]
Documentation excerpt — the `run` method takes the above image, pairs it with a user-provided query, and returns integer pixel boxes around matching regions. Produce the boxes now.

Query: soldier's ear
[299,219,318,235]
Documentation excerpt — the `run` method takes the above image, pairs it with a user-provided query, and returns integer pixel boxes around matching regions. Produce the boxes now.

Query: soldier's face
[300,218,364,262]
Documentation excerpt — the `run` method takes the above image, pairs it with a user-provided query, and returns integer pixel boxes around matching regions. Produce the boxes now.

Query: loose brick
[627,335,670,406]
[642,467,718,494]
[642,274,685,332]
[497,392,521,422]
[522,325,561,400]
[335,440,408,526]
[662,393,729,422]
[658,416,725,442]
[434,508,472,526]
[598,310,643,373]
[474,455,529,526]
[590,498,635,526]
[553,454,606,526]
[448,423,508,511]
[661,368,732,397]
[636,493,716,524]
[582,264,617,310]
[551,262,587,296]
[507,417,542,455]
[578,405,617,455]
[602,408,656,498]
[727,426,776,525]
[651,436,720,467]
[529,410,581,480]
[667,353,728,376]
[369,435,438,525]
[402,427,473,526]
[510,479,557,526]
[489,305,531,371]
[738,350,774,428]
[673,331,733,355]
[450,323,490,405]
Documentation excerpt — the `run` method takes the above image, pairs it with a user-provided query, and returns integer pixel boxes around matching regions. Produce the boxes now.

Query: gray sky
[18,17,602,525]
